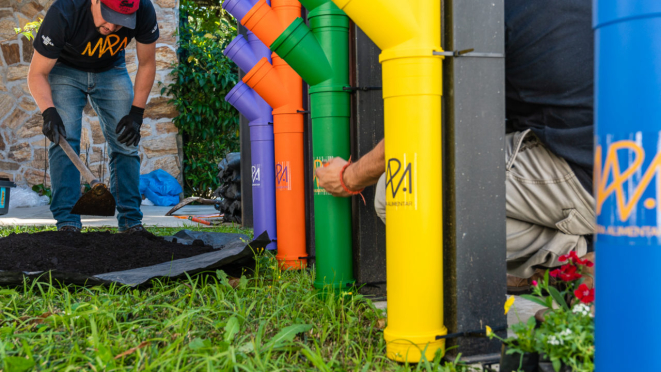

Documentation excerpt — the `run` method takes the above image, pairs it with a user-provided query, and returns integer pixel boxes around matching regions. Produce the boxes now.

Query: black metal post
[349,25,386,297]
[442,0,507,361]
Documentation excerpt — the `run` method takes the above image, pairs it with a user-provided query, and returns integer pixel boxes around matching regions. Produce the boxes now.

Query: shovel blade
[70,184,116,216]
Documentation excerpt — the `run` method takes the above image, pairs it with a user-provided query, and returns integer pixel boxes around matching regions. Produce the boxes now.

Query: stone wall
[0,0,182,188]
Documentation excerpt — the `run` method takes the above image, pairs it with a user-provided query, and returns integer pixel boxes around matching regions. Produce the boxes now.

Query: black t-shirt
[34,0,159,72]
[505,0,594,193]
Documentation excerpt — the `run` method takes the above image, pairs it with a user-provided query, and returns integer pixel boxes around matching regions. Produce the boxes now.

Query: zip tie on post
[342,86,382,92]
[340,156,366,205]
[434,324,508,340]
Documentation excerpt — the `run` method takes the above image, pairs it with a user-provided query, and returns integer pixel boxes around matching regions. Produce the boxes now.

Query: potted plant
[489,251,595,372]
[487,296,539,372]
[524,252,595,372]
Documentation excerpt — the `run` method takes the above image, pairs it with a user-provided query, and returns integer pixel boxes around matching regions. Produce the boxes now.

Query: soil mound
[0,231,216,275]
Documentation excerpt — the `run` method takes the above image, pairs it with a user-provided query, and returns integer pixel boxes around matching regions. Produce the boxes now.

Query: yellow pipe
[331,0,445,363]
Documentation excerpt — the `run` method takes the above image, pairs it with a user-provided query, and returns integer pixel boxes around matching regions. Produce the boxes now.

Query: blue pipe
[594,1,661,370]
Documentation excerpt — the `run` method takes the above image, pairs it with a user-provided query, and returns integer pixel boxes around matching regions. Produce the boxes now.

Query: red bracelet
[340,157,366,204]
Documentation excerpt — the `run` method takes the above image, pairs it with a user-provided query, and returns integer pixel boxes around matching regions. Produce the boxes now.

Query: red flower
[574,283,595,303]
[550,264,582,282]
[558,251,594,267]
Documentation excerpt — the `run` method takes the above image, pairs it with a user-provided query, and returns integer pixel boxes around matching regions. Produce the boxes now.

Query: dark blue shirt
[34,0,159,72]
[505,0,594,193]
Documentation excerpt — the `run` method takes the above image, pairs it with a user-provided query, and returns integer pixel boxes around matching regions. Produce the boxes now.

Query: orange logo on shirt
[81,35,128,58]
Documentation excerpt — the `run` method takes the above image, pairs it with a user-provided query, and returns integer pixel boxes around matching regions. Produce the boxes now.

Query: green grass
[0,226,474,371]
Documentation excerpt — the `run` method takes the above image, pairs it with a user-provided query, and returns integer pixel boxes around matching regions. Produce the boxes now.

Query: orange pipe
[241,0,306,270]
[242,0,290,47]
[272,0,302,28]
[243,57,307,270]
[271,0,303,103]
[272,53,302,107]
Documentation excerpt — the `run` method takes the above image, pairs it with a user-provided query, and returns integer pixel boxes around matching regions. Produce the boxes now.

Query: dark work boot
[121,224,147,234]
[58,226,81,232]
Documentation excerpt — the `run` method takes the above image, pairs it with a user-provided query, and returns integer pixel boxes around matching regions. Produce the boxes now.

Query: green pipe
[308,2,353,291]
[271,1,354,290]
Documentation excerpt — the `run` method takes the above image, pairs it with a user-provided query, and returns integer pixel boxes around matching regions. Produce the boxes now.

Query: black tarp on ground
[0,230,269,286]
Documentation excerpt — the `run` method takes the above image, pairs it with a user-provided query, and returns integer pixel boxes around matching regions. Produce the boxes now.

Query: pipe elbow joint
[271,18,333,86]
[330,0,418,51]
[243,57,293,109]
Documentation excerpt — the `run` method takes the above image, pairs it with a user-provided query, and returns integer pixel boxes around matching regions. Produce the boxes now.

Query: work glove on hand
[115,105,145,147]
[42,107,67,145]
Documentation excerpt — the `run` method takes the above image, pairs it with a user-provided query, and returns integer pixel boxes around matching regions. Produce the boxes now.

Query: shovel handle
[188,216,211,225]
[58,139,100,186]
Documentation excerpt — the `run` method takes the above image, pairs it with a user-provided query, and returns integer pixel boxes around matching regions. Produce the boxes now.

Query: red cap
[100,0,139,29]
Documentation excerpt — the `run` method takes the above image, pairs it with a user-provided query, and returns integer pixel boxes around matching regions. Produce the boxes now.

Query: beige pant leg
[505,130,595,277]
[373,131,594,278]
[375,172,386,224]
[507,217,587,278]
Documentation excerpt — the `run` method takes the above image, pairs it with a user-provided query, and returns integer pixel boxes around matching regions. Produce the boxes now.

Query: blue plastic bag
[139,169,183,206]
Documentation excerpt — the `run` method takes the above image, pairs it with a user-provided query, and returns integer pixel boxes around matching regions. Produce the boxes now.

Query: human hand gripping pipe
[224,34,277,252]
[223,0,308,269]
[594,2,661,370]
[330,0,446,363]
[225,0,356,291]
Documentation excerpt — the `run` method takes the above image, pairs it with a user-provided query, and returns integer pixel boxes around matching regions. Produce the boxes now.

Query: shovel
[165,197,219,216]
[59,139,116,216]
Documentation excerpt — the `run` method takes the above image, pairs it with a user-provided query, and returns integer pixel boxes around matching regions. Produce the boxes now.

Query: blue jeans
[48,61,143,231]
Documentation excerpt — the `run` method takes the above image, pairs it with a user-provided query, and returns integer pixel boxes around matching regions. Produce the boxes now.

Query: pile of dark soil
[0,231,216,275]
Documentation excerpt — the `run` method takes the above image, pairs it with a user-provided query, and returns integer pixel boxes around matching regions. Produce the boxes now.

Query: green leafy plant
[535,305,594,372]
[522,251,594,310]
[490,252,595,372]
[487,295,537,371]
[14,19,42,41]
[525,252,595,371]
[163,0,239,197]
[31,184,52,204]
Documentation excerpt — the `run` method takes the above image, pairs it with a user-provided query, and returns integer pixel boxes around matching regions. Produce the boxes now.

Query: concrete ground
[0,204,220,228]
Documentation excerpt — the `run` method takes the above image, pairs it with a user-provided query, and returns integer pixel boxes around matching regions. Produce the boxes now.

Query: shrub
[163,0,238,197]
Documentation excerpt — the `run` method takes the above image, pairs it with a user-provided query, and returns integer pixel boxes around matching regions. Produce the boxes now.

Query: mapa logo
[252,164,260,187]
[313,156,333,195]
[276,161,291,190]
[596,137,661,239]
[386,154,416,209]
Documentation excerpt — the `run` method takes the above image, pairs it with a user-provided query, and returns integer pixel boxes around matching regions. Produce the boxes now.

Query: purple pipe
[244,32,277,249]
[225,34,277,250]
[246,31,273,123]
[225,83,277,251]
[222,0,255,22]
[224,35,259,74]
[247,31,271,65]
[225,82,260,122]
[247,31,273,122]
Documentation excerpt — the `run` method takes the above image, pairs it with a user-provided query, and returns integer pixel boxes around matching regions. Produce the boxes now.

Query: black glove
[115,105,145,146]
[42,107,66,145]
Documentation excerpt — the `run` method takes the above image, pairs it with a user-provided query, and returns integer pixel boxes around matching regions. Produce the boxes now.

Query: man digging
[27,0,159,233]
